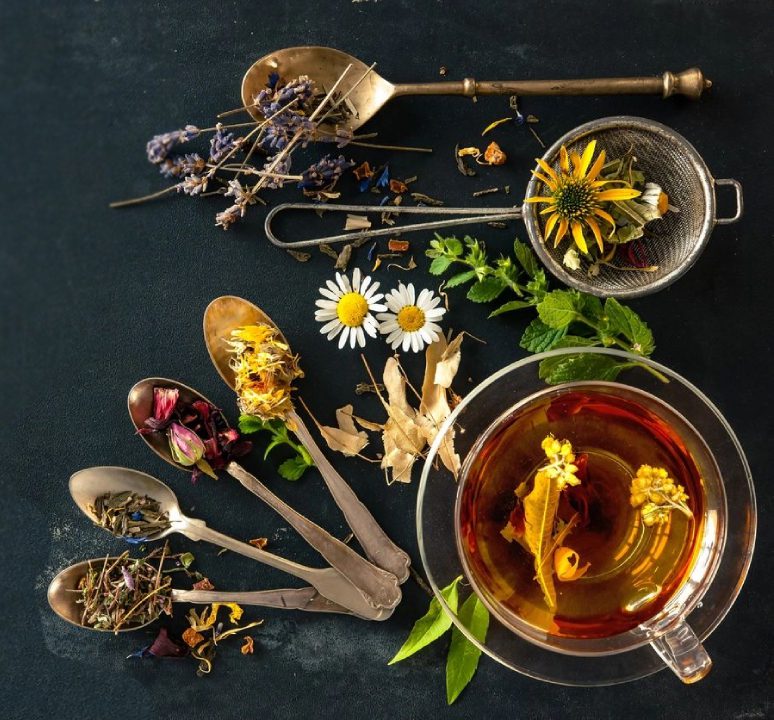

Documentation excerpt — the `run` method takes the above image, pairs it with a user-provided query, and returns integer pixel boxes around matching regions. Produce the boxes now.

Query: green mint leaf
[179,552,195,569]
[263,436,285,461]
[536,290,583,329]
[388,576,462,664]
[446,594,490,705]
[238,414,270,434]
[519,318,568,352]
[445,270,478,288]
[513,239,540,279]
[525,269,548,301]
[538,353,630,384]
[277,456,310,481]
[441,235,464,256]
[579,293,604,321]
[603,298,655,355]
[466,278,507,303]
[429,256,454,276]
[552,335,600,349]
[488,299,533,318]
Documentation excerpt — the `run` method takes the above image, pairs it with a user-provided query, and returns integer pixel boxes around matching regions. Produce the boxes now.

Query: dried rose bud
[483,141,507,165]
[169,423,217,479]
[143,387,179,431]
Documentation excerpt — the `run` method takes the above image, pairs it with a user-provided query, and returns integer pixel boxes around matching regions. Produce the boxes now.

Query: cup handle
[649,619,713,683]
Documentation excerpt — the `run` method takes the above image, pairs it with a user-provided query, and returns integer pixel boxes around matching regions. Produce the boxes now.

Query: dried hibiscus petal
[143,387,179,431]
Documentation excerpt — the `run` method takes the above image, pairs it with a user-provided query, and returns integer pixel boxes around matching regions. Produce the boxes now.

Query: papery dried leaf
[344,214,371,231]
[384,357,412,415]
[352,414,383,432]
[319,404,369,456]
[434,333,464,388]
[523,469,560,609]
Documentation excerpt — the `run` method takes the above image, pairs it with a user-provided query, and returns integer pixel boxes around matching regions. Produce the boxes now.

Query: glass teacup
[417,349,756,686]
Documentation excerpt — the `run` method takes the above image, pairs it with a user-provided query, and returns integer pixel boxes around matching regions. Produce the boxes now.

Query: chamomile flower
[315,268,386,349]
[377,283,446,353]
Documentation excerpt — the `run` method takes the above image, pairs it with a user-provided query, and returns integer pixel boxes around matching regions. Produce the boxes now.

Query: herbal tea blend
[458,385,702,639]
[76,548,174,632]
[90,491,171,540]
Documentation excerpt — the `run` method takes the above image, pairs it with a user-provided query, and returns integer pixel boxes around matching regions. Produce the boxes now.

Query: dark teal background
[1,1,771,718]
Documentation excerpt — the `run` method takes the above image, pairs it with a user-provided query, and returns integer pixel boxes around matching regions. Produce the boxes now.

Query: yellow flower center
[336,292,369,327]
[553,179,595,220]
[396,305,425,332]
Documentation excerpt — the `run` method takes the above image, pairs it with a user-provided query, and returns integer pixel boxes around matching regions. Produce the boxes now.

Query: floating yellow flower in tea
[526,139,641,254]
[226,323,303,422]
[630,464,693,526]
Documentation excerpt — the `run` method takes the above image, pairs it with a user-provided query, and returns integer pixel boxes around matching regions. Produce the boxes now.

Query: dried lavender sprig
[146,125,200,164]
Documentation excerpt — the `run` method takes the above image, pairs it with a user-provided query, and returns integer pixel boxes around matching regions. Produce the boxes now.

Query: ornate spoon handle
[289,410,411,582]
[172,586,352,615]
[226,461,401,609]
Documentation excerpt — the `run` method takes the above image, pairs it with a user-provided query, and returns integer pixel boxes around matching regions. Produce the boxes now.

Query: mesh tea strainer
[264,116,742,298]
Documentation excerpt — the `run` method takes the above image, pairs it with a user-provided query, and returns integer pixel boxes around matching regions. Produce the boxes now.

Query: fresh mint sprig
[427,234,666,384]
[238,415,315,481]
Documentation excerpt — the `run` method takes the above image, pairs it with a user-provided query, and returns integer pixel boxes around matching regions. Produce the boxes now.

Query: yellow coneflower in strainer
[526,140,641,254]
[226,323,303,421]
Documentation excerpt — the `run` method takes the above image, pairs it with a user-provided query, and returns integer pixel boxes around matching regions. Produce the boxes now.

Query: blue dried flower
[298,154,353,190]
[146,125,200,164]
[375,164,390,189]
[266,72,280,91]
[209,124,241,163]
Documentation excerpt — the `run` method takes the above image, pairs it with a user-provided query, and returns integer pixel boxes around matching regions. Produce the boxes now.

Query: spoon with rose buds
[127,378,401,611]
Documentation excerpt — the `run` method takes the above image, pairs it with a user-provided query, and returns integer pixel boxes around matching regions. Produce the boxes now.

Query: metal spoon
[203,296,411,582]
[127,379,401,610]
[241,46,711,130]
[69,466,389,621]
[48,558,353,632]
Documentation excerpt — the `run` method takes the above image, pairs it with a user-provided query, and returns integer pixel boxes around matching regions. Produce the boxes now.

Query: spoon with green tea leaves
[48,553,351,634]
[203,295,411,583]
[128,377,402,611]
[242,46,710,131]
[69,466,390,621]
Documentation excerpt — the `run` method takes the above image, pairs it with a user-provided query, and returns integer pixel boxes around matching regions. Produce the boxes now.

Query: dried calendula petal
[481,117,512,136]
[241,636,255,655]
[388,238,410,252]
[457,146,480,157]
[554,546,591,582]
[182,627,205,648]
[482,141,507,165]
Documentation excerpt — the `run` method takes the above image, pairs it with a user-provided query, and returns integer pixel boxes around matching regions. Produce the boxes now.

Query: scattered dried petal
[482,141,507,165]
[388,239,410,252]
[248,537,268,549]
[482,117,512,136]
[182,627,205,648]
[241,636,255,655]
[192,577,215,591]
[344,214,372,231]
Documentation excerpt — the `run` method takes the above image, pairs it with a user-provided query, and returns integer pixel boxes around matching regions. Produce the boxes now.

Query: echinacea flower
[376,283,446,352]
[315,269,386,349]
[526,140,641,254]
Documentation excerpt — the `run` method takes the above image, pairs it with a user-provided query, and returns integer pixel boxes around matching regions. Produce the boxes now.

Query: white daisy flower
[314,268,387,349]
[377,282,446,353]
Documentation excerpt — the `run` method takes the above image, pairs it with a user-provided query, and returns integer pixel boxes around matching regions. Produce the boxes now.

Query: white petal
[360,275,371,296]
[364,322,378,338]
[368,292,385,305]
[315,310,337,321]
[411,333,421,353]
[370,303,388,314]
[386,296,402,313]
[427,295,442,309]
[319,287,340,302]
[381,319,399,332]
[338,326,350,349]
[352,267,362,292]
[390,335,403,350]
[407,284,416,305]
[425,307,445,319]
[326,324,343,340]
[326,279,341,296]
[399,283,411,305]
[349,327,358,349]
[427,322,443,334]
[387,328,404,344]
[419,328,433,344]
[320,318,341,334]
[417,288,432,308]
[357,327,366,347]
[315,298,337,309]
[336,272,350,294]
[402,333,412,352]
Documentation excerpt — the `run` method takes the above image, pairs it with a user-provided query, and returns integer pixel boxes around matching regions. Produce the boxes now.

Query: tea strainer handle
[650,619,713,683]
[714,178,744,225]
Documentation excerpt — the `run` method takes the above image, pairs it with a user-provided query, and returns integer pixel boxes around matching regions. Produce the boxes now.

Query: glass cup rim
[416,348,757,675]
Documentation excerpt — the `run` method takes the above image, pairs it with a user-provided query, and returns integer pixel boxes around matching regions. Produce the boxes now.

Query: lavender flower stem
[109,184,181,208]
[348,141,434,153]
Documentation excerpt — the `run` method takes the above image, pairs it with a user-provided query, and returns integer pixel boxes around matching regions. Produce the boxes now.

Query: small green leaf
[513,239,540,279]
[519,318,568,352]
[525,269,548,301]
[466,278,507,303]
[445,270,478,288]
[537,290,583,329]
[238,414,269,434]
[446,594,490,705]
[579,293,604,321]
[388,576,462,664]
[277,456,311,481]
[538,353,630,384]
[263,437,285,460]
[440,235,464,256]
[488,299,533,318]
[429,256,453,275]
[552,335,599,349]
[179,552,195,569]
[604,298,655,355]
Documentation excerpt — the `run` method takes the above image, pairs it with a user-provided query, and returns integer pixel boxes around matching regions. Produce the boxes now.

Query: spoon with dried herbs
[69,466,390,620]
[202,295,411,582]
[48,552,350,633]
[242,47,710,132]
[127,377,401,611]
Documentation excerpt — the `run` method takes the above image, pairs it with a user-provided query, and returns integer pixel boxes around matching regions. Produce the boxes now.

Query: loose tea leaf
[91,491,171,540]
[446,594,490,705]
[388,576,461,664]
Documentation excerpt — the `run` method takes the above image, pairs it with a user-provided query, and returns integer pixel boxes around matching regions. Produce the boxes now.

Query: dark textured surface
[1,1,772,718]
